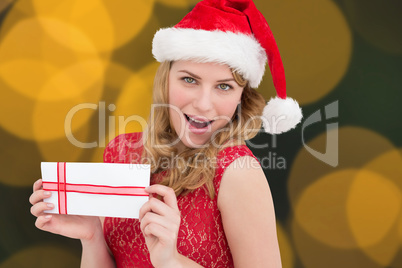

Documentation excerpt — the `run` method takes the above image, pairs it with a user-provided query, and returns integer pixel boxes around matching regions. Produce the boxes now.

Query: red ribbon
[42,162,148,215]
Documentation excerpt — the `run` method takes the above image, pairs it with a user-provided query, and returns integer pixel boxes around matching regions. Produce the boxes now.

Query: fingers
[140,212,167,234]
[30,200,54,217]
[33,178,42,192]
[145,185,178,210]
[29,189,51,205]
[140,200,180,227]
[140,185,181,242]
[30,179,54,219]
[140,209,180,245]
[139,196,172,219]
[35,215,53,230]
[142,222,176,242]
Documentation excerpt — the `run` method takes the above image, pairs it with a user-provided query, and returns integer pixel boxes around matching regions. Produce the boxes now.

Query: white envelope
[41,162,150,218]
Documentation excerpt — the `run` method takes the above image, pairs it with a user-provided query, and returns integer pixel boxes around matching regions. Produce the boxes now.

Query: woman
[30,0,302,267]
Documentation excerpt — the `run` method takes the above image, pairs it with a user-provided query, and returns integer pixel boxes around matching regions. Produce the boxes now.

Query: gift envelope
[41,162,150,218]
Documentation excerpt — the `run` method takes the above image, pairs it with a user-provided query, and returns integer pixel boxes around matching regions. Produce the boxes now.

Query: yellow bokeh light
[0,17,100,64]
[90,62,157,163]
[347,169,401,247]
[0,59,57,100]
[288,127,396,210]
[290,128,402,267]
[156,0,188,8]
[31,0,155,52]
[399,210,402,246]
[88,62,139,163]
[32,82,103,142]
[347,149,402,266]
[254,0,352,105]
[0,58,104,102]
[276,222,295,268]
[112,62,158,135]
[0,245,80,268]
[37,123,90,162]
[0,17,100,101]
[38,59,105,101]
[294,168,401,266]
[39,17,98,54]
[104,62,135,91]
[295,169,359,248]
[0,15,105,141]
[399,148,402,246]
[362,149,402,191]
[347,169,401,266]
[0,60,104,141]
[292,216,384,268]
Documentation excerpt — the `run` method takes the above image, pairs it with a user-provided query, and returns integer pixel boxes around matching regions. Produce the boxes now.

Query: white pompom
[262,97,303,134]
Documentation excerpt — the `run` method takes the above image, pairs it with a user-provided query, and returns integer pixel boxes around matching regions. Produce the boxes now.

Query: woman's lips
[183,113,214,135]
[184,114,214,129]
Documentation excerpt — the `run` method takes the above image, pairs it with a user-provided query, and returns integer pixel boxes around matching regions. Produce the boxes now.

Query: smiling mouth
[184,114,214,129]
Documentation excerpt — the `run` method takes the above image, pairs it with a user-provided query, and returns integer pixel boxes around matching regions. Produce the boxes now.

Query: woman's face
[168,60,244,150]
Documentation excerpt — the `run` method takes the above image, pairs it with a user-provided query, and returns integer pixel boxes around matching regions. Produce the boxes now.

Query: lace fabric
[103,133,257,267]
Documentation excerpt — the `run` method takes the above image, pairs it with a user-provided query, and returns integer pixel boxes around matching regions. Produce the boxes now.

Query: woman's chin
[179,134,210,150]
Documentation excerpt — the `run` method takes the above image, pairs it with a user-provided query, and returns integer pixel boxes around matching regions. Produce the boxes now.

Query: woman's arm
[218,156,282,268]
[80,217,115,268]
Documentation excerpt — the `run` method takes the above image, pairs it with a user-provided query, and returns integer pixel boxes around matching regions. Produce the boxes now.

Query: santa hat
[152,0,302,134]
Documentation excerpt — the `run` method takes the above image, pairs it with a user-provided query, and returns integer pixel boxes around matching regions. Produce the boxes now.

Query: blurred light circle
[0,245,80,268]
[37,124,90,162]
[292,216,383,268]
[294,169,359,248]
[156,0,188,8]
[254,0,352,105]
[112,62,158,135]
[347,168,400,266]
[288,127,396,210]
[276,222,295,268]
[32,0,155,52]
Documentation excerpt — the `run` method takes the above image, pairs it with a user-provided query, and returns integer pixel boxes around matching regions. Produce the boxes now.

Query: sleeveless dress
[103,133,258,267]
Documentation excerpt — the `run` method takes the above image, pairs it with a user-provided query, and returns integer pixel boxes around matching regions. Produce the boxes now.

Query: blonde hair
[142,61,266,198]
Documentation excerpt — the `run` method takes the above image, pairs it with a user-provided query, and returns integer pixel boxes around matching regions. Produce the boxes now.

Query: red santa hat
[152,0,302,134]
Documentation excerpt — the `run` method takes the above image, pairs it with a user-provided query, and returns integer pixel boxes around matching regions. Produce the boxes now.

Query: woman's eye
[218,84,232,91]
[183,77,196,84]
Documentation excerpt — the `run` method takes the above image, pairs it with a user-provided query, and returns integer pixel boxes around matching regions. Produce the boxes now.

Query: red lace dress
[103,133,257,267]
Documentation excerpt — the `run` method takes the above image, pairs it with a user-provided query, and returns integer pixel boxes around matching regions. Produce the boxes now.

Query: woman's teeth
[185,114,212,129]
[190,117,206,124]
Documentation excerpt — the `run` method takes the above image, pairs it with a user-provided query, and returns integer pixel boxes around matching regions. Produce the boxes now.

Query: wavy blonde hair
[142,61,266,198]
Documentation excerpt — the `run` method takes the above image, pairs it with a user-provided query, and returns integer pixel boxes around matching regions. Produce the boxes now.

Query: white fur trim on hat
[152,27,267,88]
[262,97,303,134]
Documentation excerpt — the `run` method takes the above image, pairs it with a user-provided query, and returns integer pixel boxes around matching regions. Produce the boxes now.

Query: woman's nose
[193,88,213,112]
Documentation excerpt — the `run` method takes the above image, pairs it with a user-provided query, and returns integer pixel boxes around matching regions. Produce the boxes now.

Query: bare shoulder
[217,156,282,267]
[218,156,269,209]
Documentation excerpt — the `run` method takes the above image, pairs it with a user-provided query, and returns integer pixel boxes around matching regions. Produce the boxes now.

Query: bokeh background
[0,0,401,267]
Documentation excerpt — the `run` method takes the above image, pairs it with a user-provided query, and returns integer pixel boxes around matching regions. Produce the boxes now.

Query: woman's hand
[29,178,102,242]
[139,185,182,268]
